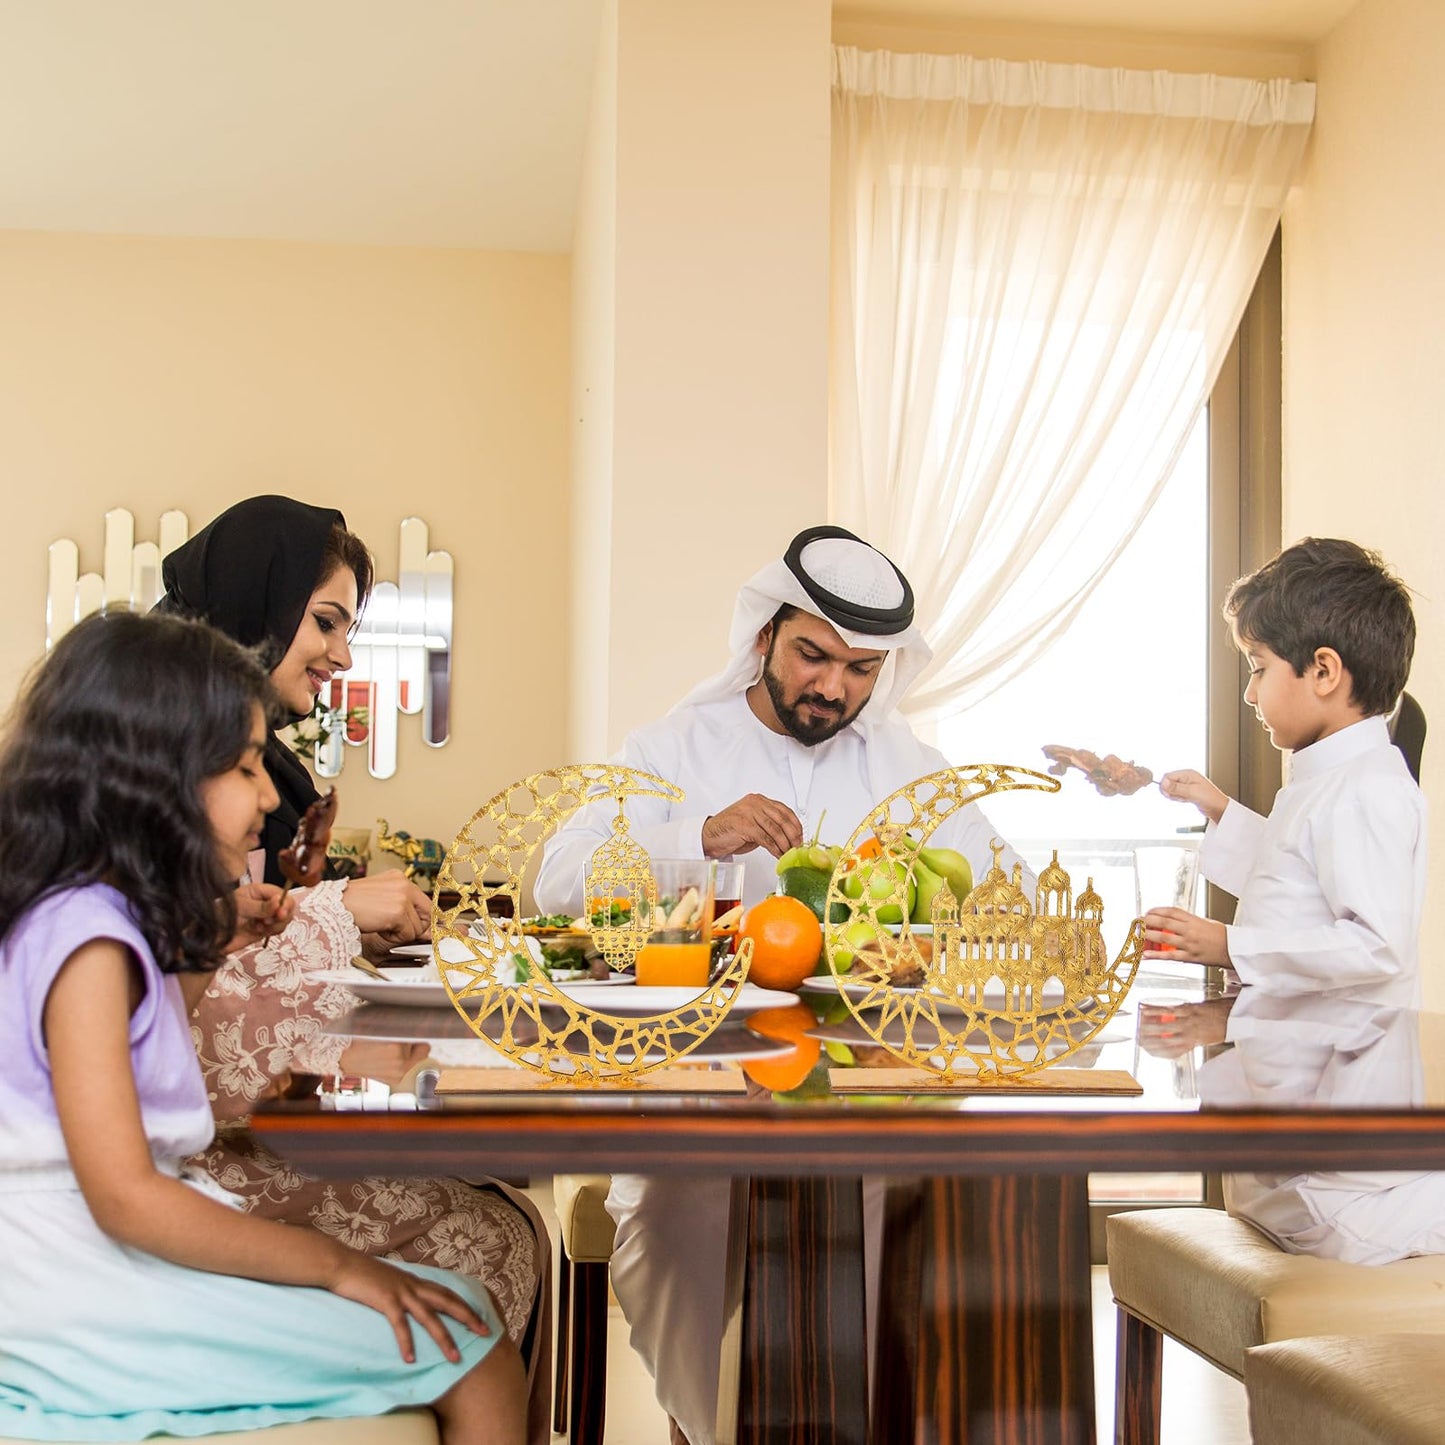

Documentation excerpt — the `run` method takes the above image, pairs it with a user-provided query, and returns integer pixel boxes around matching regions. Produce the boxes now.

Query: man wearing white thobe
[536,526,1029,1445]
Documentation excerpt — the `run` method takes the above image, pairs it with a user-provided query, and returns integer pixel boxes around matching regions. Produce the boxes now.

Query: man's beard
[761,640,866,746]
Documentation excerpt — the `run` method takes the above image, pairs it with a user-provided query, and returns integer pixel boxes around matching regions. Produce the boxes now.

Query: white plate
[798,974,1067,1012]
[308,971,798,1016]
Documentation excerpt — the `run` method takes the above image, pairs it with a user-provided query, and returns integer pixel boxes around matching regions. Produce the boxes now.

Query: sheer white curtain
[830,48,1314,723]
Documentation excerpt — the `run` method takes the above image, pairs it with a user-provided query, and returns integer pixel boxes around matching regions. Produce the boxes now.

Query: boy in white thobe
[1143,536,1430,1261]
[536,526,1030,1445]
[1204,990,1445,1265]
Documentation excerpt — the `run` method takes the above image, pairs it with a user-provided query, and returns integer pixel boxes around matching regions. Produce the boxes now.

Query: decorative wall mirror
[46,507,453,779]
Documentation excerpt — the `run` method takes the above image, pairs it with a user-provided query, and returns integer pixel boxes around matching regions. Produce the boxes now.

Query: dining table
[253,973,1445,1445]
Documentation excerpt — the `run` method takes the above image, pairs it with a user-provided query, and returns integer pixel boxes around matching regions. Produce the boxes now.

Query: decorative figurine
[375,818,447,892]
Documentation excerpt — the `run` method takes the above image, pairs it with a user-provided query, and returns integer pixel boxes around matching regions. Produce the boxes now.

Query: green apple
[840,857,914,925]
[827,918,882,972]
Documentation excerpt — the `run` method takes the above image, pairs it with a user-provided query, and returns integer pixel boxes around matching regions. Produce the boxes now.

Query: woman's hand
[226,883,296,954]
[326,1252,491,1364]
[342,873,433,959]
[1142,906,1231,967]
[1158,770,1230,823]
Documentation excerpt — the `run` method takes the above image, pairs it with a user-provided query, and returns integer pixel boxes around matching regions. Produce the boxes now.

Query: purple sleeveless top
[0,883,213,1183]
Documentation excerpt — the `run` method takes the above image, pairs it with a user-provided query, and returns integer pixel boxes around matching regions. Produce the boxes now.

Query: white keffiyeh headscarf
[673,527,933,731]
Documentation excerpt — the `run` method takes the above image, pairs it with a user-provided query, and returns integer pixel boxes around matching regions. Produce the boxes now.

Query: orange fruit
[855,837,884,861]
[743,1001,822,1092]
[737,895,822,990]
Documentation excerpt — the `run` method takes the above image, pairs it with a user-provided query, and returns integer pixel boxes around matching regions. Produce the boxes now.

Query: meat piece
[1041,745,1154,797]
[847,934,932,988]
[278,787,339,888]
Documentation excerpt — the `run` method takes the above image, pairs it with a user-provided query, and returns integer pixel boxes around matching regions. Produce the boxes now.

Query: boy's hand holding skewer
[1159,769,1230,824]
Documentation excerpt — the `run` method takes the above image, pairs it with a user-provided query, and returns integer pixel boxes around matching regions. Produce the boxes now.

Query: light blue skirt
[0,1186,503,1440]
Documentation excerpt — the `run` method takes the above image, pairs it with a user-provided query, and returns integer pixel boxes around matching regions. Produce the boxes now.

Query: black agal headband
[782,525,915,636]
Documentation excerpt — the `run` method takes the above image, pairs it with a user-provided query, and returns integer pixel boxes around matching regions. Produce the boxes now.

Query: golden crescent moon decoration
[824,764,1143,1082]
[432,765,754,1085]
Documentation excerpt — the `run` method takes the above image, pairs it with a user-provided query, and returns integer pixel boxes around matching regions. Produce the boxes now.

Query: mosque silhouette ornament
[929,842,1107,1004]
[823,764,1144,1081]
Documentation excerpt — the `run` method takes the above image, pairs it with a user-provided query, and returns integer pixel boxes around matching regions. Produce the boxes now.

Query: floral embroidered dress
[189,880,550,1443]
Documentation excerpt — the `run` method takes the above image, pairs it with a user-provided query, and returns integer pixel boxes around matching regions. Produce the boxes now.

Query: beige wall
[0,230,571,856]
[570,0,833,757]
[1282,0,1445,1000]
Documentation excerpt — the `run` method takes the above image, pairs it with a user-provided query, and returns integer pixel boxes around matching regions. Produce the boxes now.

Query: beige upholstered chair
[1246,1334,1445,1444]
[551,1172,618,1445]
[0,1412,439,1444]
[1107,1208,1445,1444]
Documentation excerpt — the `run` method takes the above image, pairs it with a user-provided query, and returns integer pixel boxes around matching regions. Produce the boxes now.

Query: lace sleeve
[191,880,362,1118]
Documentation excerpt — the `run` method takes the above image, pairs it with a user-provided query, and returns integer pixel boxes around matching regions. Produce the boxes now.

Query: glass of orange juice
[635,860,716,988]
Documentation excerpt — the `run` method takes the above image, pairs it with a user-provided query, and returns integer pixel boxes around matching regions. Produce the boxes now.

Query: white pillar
[569,0,833,758]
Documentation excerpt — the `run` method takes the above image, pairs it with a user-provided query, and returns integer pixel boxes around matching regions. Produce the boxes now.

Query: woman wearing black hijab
[158,496,551,1444]
[158,495,369,882]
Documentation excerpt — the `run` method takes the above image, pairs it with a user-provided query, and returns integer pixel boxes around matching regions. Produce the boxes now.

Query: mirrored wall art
[46,508,453,780]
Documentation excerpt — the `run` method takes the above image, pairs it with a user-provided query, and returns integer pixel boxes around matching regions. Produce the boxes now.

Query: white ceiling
[0,0,1351,254]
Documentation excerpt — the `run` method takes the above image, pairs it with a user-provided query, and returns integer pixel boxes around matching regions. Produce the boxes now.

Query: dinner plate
[798,974,1067,1012]
[307,968,634,1009]
[308,971,798,1016]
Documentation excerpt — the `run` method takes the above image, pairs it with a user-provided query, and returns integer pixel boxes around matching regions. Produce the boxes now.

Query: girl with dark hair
[0,611,525,1443]
[156,495,550,1443]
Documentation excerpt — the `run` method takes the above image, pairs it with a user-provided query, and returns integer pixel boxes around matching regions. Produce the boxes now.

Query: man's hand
[701,795,805,860]
[1159,770,1230,824]
[226,883,295,954]
[342,873,433,959]
[1142,906,1231,967]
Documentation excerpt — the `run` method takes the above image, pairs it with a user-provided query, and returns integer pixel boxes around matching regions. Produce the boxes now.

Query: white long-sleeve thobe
[535,691,1028,915]
[1206,990,1445,1265]
[1201,715,1426,1007]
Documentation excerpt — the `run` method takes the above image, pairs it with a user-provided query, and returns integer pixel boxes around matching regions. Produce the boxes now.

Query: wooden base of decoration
[436,1065,747,1095]
[829,1067,1141,1095]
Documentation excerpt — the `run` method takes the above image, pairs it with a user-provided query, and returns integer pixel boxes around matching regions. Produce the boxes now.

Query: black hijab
[156,495,348,885]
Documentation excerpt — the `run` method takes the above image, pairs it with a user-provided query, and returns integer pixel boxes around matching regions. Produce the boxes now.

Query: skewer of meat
[278,786,339,893]
[1041,746,1154,797]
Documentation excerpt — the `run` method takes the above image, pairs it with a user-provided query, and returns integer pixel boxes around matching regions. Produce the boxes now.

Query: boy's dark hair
[0,611,279,972]
[1224,538,1415,716]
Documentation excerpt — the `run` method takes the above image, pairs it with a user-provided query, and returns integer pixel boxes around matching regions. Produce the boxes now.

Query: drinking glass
[636,859,717,988]
[711,859,746,953]
[1133,844,1200,955]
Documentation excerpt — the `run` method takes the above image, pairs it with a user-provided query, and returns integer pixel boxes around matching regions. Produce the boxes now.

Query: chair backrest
[1389,691,1427,783]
